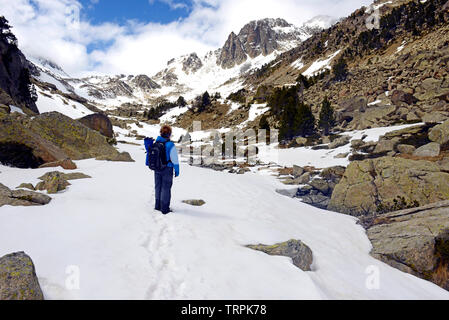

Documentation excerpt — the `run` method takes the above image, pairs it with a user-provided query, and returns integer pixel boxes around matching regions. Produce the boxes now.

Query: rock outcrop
[247,239,313,271]
[131,75,161,91]
[0,19,38,114]
[0,112,126,168]
[0,183,51,207]
[78,113,114,139]
[35,171,91,194]
[182,199,206,206]
[218,18,308,69]
[328,157,449,216]
[219,32,247,69]
[429,118,449,145]
[367,201,449,290]
[0,252,44,300]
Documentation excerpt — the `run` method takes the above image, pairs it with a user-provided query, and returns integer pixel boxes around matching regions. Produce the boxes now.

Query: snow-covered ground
[258,123,423,168]
[1,138,448,300]
[36,91,94,119]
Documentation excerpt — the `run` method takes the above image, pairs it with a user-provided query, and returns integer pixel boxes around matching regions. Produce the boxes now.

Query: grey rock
[292,165,305,178]
[334,152,349,159]
[429,118,449,145]
[413,142,441,157]
[96,151,135,162]
[367,201,449,290]
[351,139,364,149]
[0,183,51,207]
[374,139,399,154]
[300,194,331,209]
[276,188,299,198]
[309,179,330,195]
[247,239,313,271]
[36,172,71,194]
[182,199,206,206]
[297,172,311,184]
[329,157,449,216]
[329,135,350,149]
[397,144,416,155]
[422,113,447,124]
[0,252,44,300]
[295,137,308,146]
[16,183,35,191]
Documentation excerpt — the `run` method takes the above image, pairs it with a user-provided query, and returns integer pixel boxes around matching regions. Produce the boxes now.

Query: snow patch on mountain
[302,50,341,77]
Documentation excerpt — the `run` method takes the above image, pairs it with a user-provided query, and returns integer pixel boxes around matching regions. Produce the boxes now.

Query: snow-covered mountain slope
[29,16,329,113]
[1,135,448,299]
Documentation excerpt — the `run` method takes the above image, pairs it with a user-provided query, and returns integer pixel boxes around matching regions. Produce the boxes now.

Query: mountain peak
[218,17,312,69]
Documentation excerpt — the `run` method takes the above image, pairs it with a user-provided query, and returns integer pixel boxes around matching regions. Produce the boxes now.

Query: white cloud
[0,0,373,77]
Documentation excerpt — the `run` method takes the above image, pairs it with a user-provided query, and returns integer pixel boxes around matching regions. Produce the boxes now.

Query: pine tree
[259,114,270,131]
[318,97,335,136]
[333,57,348,82]
[296,102,316,137]
[202,91,211,107]
[176,96,187,107]
[0,16,17,45]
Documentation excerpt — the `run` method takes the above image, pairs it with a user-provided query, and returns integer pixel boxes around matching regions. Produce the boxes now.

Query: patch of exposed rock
[0,183,51,207]
[367,200,449,291]
[328,157,449,216]
[182,199,206,206]
[0,252,44,300]
[78,113,114,139]
[0,112,127,168]
[35,171,91,194]
[247,239,313,271]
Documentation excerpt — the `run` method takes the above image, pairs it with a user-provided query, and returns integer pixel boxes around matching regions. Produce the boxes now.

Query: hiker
[144,125,179,214]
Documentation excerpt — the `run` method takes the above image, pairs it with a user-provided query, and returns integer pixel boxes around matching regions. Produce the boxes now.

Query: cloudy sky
[0,0,372,77]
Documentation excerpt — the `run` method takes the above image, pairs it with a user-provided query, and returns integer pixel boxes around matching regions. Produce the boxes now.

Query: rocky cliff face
[218,32,248,69]
[0,18,38,114]
[181,53,203,74]
[218,18,311,69]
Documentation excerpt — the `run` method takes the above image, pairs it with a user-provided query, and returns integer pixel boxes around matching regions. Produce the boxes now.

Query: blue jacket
[156,136,180,177]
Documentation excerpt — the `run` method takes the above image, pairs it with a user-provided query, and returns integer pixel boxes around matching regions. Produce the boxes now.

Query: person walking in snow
[144,125,180,215]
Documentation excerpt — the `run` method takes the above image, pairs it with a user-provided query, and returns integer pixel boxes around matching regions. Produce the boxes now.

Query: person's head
[160,125,172,139]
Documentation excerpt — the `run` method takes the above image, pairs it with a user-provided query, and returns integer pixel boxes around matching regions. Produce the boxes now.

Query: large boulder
[247,239,313,271]
[35,171,91,194]
[413,142,441,158]
[35,172,71,194]
[0,183,51,207]
[367,201,449,290]
[0,252,44,300]
[390,90,418,106]
[429,118,449,145]
[78,113,114,139]
[0,32,39,114]
[0,112,124,168]
[328,157,449,216]
[328,135,350,149]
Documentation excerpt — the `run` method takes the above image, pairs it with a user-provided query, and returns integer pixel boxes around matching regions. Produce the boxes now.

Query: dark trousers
[154,167,174,214]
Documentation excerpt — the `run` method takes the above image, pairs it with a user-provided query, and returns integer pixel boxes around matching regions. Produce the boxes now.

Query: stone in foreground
[367,201,449,291]
[329,157,449,216]
[0,183,51,207]
[247,239,313,271]
[0,252,44,300]
[182,199,206,206]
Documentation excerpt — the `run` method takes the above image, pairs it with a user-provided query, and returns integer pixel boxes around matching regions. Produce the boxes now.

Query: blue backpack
[144,137,168,172]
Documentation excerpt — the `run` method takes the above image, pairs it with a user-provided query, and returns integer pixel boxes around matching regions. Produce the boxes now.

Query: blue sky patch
[79,0,192,25]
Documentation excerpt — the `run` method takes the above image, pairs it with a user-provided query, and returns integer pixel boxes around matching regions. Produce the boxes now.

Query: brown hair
[160,125,172,138]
